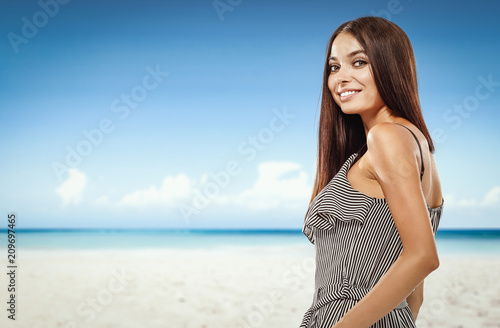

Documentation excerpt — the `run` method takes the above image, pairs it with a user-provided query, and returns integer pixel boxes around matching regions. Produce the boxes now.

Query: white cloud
[56,169,87,205]
[445,185,500,208]
[117,174,192,207]
[228,161,311,210]
[482,186,500,206]
[112,162,312,212]
[95,195,110,205]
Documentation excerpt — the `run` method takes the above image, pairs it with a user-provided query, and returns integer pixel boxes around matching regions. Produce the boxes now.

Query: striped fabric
[300,152,444,328]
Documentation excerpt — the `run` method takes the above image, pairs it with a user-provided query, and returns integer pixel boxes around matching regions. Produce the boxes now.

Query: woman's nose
[334,65,352,85]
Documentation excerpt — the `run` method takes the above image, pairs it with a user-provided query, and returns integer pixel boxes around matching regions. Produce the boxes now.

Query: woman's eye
[329,65,340,72]
[353,59,367,67]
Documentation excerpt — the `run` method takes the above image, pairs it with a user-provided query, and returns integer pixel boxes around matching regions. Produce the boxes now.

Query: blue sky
[0,0,499,229]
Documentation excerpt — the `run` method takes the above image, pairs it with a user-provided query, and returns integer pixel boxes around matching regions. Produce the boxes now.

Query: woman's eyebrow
[328,50,366,62]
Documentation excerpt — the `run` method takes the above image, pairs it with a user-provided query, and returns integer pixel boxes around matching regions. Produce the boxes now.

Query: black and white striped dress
[300,151,444,328]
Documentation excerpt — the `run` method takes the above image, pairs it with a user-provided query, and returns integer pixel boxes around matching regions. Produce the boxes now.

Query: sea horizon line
[2,227,500,236]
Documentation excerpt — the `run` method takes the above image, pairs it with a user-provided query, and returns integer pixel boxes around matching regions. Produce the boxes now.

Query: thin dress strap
[393,123,425,180]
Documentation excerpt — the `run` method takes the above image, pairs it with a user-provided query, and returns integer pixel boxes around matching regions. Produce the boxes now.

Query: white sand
[1,246,499,328]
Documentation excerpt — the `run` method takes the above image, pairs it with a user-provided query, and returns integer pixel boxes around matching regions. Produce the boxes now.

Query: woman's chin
[339,107,362,115]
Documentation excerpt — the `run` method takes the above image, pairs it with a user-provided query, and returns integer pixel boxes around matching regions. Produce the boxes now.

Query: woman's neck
[360,106,399,136]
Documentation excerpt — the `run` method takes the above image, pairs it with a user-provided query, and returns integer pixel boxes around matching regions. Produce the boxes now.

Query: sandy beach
[1,245,499,328]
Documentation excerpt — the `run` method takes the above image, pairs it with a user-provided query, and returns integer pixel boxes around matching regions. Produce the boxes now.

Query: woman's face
[327,32,386,116]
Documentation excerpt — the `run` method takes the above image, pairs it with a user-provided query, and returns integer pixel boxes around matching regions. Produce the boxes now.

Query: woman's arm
[332,123,439,328]
[407,281,424,320]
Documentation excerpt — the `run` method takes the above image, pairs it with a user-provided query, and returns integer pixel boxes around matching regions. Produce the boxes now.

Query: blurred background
[1,0,499,230]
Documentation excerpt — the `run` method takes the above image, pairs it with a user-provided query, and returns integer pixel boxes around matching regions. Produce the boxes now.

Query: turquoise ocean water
[1,229,499,255]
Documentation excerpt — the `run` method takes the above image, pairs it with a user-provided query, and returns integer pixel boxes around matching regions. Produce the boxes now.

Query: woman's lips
[339,90,361,102]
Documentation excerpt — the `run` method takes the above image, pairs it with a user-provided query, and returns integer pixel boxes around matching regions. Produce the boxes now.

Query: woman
[299,16,444,328]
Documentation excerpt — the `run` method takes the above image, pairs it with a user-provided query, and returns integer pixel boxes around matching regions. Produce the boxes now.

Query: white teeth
[340,90,359,97]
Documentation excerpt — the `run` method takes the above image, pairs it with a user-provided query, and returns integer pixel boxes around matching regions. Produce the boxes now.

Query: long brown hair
[308,16,435,204]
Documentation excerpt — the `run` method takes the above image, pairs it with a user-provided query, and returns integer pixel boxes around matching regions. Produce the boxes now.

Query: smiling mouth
[339,90,361,101]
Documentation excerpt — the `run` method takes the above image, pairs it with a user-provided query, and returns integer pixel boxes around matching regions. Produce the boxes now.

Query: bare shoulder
[365,122,421,181]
